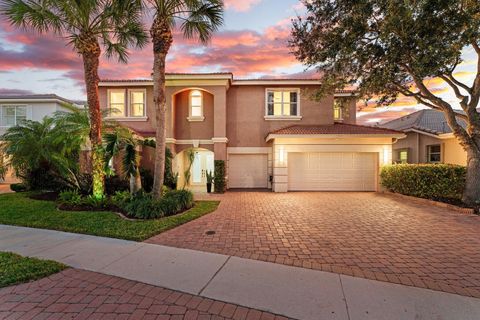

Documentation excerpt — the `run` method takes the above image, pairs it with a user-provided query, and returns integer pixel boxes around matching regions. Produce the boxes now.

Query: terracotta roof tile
[268,123,403,136]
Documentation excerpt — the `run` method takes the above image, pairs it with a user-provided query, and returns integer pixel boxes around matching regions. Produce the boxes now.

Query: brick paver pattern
[147,192,480,298]
[0,268,289,320]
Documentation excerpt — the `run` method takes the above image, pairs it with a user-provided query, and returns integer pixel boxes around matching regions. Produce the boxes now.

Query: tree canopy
[291,0,480,142]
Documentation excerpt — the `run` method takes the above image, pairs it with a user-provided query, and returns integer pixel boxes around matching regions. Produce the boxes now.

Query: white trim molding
[105,116,148,122]
[165,138,215,145]
[187,116,205,122]
[233,80,321,86]
[227,147,271,154]
[264,115,302,121]
[266,133,406,142]
[212,137,229,143]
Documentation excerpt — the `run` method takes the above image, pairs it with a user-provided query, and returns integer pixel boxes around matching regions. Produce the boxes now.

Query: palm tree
[1,0,148,198]
[147,0,224,198]
[0,117,83,190]
[104,127,142,194]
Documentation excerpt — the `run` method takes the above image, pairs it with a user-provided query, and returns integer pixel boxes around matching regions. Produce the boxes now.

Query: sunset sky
[0,0,477,124]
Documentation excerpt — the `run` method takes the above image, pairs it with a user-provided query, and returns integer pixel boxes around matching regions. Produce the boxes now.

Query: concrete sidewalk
[1,225,480,320]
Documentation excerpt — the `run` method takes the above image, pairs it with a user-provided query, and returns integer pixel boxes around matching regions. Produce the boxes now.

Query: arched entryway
[173,147,214,192]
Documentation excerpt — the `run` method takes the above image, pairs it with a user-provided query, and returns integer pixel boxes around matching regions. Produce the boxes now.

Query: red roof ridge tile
[268,123,403,136]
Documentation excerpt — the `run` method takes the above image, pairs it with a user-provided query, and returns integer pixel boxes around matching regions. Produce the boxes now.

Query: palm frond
[0,0,64,33]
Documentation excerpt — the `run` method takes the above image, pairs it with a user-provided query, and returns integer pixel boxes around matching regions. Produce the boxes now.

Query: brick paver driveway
[147,192,480,298]
[0,269,288,320]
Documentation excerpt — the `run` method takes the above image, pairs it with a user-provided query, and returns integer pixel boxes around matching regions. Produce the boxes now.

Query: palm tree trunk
[81,39,105,199]
[151,19,173,199]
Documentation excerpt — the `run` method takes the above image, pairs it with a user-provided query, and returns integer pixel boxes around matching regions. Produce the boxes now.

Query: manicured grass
[0,252,66,288]
[0,193,219,241]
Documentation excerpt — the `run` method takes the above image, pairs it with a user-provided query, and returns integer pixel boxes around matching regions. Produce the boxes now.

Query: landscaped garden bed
[0,252,66,288]
[0,192,219,241]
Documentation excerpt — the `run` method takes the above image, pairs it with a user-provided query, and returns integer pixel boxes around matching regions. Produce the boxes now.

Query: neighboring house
[98,73,404,192]
[0,94,82,183]
[381,109,467,165]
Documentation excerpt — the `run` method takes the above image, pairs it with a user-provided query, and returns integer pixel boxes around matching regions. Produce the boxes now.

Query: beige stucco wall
[226,85,335,147]
[392,132,467,165]
[271,137,394,192]
[443,137,467,165]
[393,132,441,163]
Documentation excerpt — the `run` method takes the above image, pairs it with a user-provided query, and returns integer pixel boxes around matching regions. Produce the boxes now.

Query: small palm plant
[1,0,148,199]
[147,0,224,198]
[104,127,142,194]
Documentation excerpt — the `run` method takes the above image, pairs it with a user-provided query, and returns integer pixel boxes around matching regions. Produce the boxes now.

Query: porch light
[383,148,389,164]
[279,146,285,163]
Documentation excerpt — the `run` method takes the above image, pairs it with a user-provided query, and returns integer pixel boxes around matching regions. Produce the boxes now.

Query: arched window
[188,90,204,121]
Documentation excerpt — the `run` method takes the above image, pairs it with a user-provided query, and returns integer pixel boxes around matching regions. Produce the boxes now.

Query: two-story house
[0,94,83,183]
[98,73,404,192]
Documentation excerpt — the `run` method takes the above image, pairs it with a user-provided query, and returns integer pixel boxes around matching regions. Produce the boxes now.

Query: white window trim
[264,88,301,119]
[427,144,442,163]
[107,89,126,118]
[0,104,28,128]
[128,88,147,118]
[106,89,148,120]
[188,90,205,122]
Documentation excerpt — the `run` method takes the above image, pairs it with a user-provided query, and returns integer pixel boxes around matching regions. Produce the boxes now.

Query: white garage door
[288,152,377,191]
[229,154,268,188]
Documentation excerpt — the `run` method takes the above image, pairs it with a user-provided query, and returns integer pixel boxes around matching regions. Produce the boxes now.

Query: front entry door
[191,150,214,185]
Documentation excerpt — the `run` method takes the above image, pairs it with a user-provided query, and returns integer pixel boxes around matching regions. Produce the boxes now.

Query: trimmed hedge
[214,160,226,193]
[380,164,466,201]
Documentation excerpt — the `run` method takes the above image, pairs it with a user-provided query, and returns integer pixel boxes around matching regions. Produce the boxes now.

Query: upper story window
[107,89,146,119]
[0,105,27,127]
[108,90,126,117]
[427,144,441,163]
[129,90,146,117]
[333,101,343,121]
[188,90,204,121]
[265,89,301,120]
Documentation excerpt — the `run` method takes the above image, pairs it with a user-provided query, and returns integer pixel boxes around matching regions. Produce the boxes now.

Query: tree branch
[398,64,471,144]
[439,75,469,109]
[470,41,480,108]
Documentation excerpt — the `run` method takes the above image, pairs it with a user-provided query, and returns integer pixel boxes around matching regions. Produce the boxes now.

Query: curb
[381,191,477,215]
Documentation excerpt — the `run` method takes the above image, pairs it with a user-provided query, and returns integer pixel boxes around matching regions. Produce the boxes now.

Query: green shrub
[214,160,226,193]
[120,189,194,219]
[82,195,110,209]
[58,190,83,206]
[10,183,27,192]
[110,190,131,208]
[380,164,466,201]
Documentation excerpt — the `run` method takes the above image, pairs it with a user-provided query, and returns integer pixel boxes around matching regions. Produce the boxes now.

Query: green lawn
[0,193,219,241]
[0,252,66,288]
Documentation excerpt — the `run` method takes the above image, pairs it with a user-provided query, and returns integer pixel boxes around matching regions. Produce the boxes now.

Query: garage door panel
[229,154,268,188]
[288,152,376,191]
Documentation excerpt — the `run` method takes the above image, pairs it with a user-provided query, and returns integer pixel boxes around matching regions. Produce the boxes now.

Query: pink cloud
[0,17,312,95]
[224,0,262,12]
